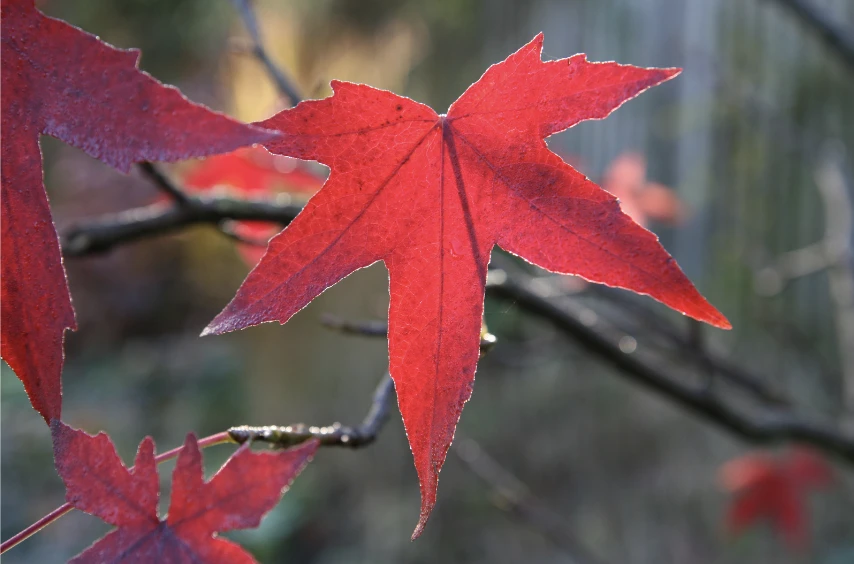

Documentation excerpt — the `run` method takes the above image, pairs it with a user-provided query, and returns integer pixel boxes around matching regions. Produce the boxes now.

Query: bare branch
[583,284,787,406]
[764,0,854,72]
[751,147,854,419]
[58,197,854,464]
[137,161,191,205]
[61,195,302,256]
[453,435,608,564]
[229,372,395,448]
[230,0,303,105]
[320,313,498,354]
[216,219,274,247]
[486,271,854,464]
[814,153,854,420]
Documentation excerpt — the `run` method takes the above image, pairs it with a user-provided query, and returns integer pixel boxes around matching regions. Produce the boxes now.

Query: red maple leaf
[203,34,731,536]
[52,421,318,563]
[720,448,833,548]
[182,147,324,265]
[557,151,688,291]
[0,0,274,424]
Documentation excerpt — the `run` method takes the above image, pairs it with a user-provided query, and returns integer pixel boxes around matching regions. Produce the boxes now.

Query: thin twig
[763,0,854,72]
[486,271,854,464]
[584,284,786,406]
[752,149,854,418]
[229,372,395,448]
[137,161,191,205]
[814,154,854,420]
[320,313,498,355]
[217,219,276,247]
[231,0,303,105]
[453,435,608,564]
[138,161,279,248]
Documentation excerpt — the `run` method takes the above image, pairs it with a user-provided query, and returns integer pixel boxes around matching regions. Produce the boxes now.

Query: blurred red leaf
[601,152,687,227]
[204,33,730,536]
[184,146,323,197]
[0,0,273,424]
[720,448,833,548]
[182,147,324,265]
[52,421,317,563]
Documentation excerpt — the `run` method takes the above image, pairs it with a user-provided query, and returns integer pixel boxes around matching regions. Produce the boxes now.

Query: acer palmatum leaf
[0,0,275,424]
[204,33,730,537]
[52,421,317,563]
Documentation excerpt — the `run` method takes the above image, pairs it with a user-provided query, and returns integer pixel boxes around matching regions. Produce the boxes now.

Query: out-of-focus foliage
[3,0,853,563]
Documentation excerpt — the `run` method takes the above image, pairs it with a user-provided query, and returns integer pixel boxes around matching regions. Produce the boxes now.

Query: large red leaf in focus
[204,34,731,536]
[0,0,274,424]
[183,147,323,265]
[558,151,688,292]
[720,448,833,548]
[52,421,318,563]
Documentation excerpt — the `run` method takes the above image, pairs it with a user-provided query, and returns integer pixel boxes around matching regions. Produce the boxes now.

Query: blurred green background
[3,0,854,562]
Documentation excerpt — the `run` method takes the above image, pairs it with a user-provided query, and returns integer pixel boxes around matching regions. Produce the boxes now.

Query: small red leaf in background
[0,0,274,425]
[600,152,687,227]
[204,33,731,536]
[182,147,324,265]
[52,421,318,563]
[184,147,323,198]
[720,448,833,548]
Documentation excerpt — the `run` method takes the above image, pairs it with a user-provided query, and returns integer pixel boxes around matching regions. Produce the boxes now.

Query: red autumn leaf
[204,33,731,536]
[182,147,324,265]
[229,221,283,267]
[0,0,274,424]
[184,146,323,197]
[556,151,688,292]
[601,152,687,227]
[720,448,833,548]
[51,421,318,563]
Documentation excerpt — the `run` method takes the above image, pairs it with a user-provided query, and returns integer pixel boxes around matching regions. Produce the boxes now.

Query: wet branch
[137,161,191,205]
[61,195,302,256]
[58,197,854,464]
[486,271,854,464]
[229,372,395,448]
[453,435,609,564]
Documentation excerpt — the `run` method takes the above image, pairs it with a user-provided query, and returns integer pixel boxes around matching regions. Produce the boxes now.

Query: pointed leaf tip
[411,503,434,540]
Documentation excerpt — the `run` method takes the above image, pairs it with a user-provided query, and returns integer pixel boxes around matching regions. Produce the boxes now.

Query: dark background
[2,0,853,562]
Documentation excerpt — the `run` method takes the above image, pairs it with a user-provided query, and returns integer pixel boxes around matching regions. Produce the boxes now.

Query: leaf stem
[0,431,235,554]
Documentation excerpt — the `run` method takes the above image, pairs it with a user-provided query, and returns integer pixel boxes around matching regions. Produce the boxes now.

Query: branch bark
[61,195,302,256]
[230,0,303,105]
[229,372,395,448]
[764,0,854,72]
[486,272,854,464]
[58,196,854,464]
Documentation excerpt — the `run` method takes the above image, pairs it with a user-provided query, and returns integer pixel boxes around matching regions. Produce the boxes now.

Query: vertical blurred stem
[231,0,303,106]
[814,155,854,425]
